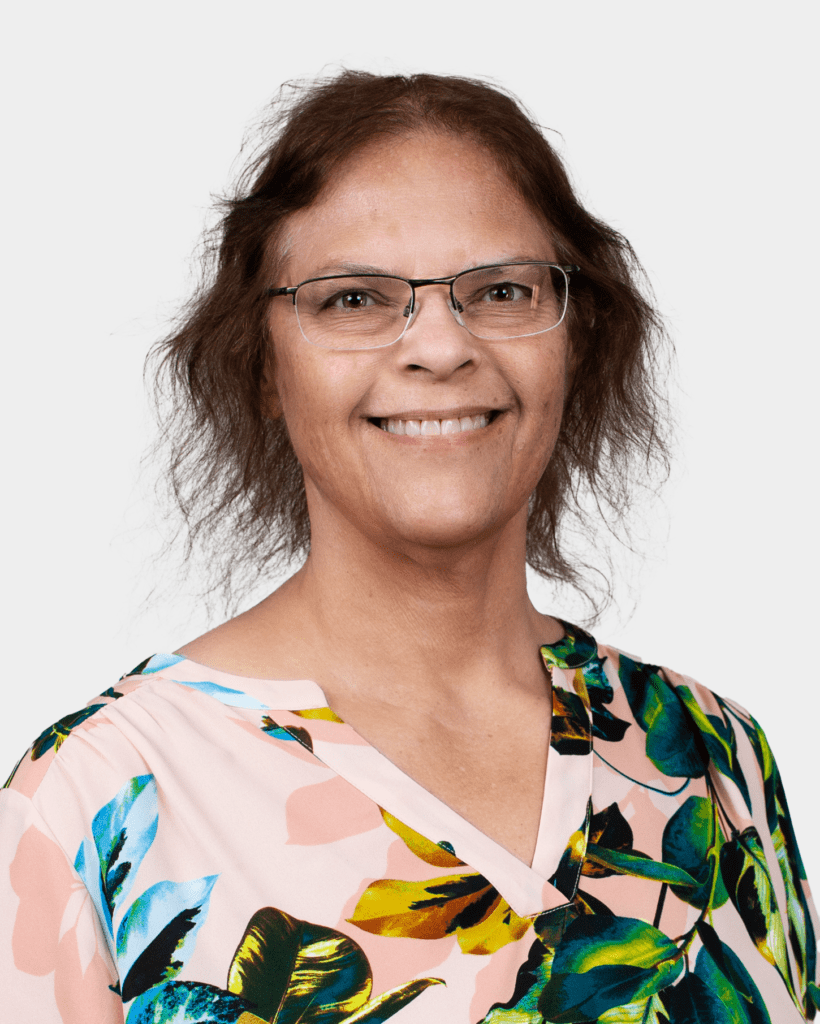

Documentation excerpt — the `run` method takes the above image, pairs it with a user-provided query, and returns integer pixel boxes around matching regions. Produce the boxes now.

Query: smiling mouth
[369,411,500,436]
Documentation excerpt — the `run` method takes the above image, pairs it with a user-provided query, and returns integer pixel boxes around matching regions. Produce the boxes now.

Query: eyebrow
[310,261,392,277]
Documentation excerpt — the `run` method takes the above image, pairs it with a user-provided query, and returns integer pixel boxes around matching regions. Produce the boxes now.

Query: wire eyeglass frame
[267,261,580,351]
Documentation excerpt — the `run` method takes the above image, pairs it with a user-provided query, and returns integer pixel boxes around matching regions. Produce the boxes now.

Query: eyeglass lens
[293,264,569,350]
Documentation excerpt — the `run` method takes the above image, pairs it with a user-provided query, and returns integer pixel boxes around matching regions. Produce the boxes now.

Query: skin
[177,133,573,865]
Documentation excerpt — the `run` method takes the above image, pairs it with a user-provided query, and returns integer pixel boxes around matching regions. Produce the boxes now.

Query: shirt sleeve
[664,667,820,1019]
[0,784,123,1023]
[742,708,820,1014]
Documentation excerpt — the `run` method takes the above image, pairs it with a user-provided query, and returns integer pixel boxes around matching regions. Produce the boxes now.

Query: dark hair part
[149,69,673,620]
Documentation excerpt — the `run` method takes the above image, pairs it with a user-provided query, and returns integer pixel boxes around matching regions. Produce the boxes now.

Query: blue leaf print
[74,774,159,936]
[117,874,218,1000]
[74,836,112,948]
[172,679,269,709]
[141,653,186,675]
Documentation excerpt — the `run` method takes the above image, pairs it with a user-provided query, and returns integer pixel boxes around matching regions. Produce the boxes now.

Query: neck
[256,501,562,709]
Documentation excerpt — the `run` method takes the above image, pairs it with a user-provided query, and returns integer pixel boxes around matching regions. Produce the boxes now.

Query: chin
[383,506,500,551]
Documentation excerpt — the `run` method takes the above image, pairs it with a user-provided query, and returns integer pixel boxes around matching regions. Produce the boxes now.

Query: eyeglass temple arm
[267,286,299,303]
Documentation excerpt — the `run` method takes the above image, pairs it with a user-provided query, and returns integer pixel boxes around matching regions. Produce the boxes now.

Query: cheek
[520,344,570,419]
[272,347,363,474]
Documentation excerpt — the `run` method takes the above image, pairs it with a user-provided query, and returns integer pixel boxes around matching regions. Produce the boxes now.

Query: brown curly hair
[148,69,673,620]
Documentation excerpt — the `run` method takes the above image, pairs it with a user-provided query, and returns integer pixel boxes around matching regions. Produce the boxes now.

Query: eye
[481,282,531,303]
[330,290,377,310]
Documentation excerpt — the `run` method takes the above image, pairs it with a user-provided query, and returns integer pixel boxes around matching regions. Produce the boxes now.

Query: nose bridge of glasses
[406,277,463,326]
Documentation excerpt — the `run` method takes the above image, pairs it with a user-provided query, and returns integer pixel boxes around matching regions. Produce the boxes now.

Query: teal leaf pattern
[695,923,772,1024]
[662,796,728,910]
[581,656,631,744]
[672,683,752,814]
[478,938,552,1023]
[125,980,252,1024]
[538,916,684,1022]
[660,971,735,1022]
[720,827,796,1000]
[618,655,708,779]
[740,710,817,1011]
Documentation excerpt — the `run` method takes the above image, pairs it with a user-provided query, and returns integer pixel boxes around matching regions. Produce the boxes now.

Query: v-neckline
[155,621,599,918]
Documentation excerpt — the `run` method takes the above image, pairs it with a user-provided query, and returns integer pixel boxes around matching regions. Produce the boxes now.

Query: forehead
[279,133,554,279]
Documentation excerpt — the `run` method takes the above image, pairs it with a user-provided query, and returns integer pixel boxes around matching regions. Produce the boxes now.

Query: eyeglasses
[267,262,580,351]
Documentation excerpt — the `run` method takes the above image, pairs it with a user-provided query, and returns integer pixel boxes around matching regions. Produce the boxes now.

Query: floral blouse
[1,623,817,1023]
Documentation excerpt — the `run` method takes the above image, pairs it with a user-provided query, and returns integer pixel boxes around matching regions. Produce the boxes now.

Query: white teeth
[380,413,493,434]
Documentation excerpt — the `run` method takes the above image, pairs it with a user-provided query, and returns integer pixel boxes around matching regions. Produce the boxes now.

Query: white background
[2,2,818,881]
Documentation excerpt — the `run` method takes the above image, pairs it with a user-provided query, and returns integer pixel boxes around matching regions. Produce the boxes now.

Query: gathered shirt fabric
[1,623,817,1023]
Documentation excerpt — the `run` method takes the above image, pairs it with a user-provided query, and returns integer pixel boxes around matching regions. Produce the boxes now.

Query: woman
[2,70,816,1023]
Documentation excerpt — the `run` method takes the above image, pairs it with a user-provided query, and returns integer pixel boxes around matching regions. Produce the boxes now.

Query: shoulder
[593,638,775,815]
[597,639,757,738]
[2,650,327,805]
[2,653,184,799]
[596,637,753,723]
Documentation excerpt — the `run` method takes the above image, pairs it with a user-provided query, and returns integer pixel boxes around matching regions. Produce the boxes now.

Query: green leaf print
[694,925,772,1024]
[596,993,667,1023]
[755,722,815,1009]
[534,905,584,948]
[227,907,443,1023]
[584,845,700,889]
[580,803,633,879]
[539,622,598,670]
[618,656,708,780]
[720,827,796,1001]
[659,972,735,1023]
[570,802,705,904]
[579,657,631,744]
[661,796,728,910]
[30,703,107,759]
[724,703,817,1014]
[672,684,752,815]
[537,916,683,1023]
[478,938,554,1023]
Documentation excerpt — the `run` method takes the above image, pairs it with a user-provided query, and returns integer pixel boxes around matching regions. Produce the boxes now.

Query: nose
[396,284,481,378]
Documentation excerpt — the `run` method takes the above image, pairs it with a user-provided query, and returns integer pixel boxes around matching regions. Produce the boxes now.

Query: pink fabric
[1,633,816,1022]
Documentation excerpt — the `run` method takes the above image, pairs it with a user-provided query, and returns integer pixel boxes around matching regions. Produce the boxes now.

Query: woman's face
[266,133,571,556]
